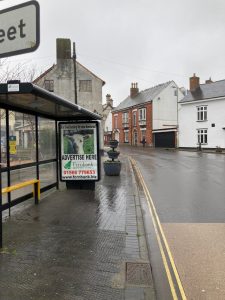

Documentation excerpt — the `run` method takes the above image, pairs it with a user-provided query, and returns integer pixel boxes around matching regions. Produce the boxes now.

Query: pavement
[0,153,156,300]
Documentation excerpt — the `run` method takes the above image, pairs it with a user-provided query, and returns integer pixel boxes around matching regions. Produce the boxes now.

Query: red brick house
[112,81,184,147]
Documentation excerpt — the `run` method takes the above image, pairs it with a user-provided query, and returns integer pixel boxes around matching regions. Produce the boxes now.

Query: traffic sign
[0,1,40,58]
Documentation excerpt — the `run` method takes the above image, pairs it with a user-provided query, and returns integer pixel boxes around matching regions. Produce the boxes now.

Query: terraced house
[112,81,184,148]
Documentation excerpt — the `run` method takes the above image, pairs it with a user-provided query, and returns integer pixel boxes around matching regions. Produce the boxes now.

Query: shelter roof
[0,82,101,120]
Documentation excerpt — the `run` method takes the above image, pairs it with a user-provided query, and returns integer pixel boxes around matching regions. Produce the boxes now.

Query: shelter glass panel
[1,171,8,205]
[38,117,56,161]
[0,109,7,165]
[10,166,37,200]
[9,111,36,166]
[39,162,57,188]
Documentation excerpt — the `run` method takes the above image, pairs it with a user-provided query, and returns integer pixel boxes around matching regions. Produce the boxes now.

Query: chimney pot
[106,94,113,106]
[205,77,213,84]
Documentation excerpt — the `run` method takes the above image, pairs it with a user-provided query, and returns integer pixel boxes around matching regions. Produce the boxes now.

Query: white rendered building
[179,74,225,149]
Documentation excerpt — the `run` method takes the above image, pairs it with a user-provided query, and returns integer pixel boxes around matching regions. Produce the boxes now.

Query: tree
[0,58,41,83]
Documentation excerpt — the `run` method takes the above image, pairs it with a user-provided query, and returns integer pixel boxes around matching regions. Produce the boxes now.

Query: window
[133,112,136,126]
[197,129,208,144]
[124,131,129,143]
[122,112,129,124]
[139,108,146,120]
[44,80,54,92]
[114,116,118,129]
[197,106,207,121]
[79,80,92,92]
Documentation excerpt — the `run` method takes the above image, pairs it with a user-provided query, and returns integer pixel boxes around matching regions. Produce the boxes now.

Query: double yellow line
[129,157,187,300]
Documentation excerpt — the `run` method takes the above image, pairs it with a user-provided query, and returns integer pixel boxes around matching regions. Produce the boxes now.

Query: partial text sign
[0,1,40,58]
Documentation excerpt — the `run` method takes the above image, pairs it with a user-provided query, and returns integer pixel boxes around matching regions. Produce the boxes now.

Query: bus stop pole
[0,124,2,248]
[0,175,2,248]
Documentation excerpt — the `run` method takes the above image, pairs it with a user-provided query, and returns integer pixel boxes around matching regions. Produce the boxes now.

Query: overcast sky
[1,0,225,106]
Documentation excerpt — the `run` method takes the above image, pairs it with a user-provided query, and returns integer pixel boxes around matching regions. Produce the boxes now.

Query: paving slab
[0,155,155,300]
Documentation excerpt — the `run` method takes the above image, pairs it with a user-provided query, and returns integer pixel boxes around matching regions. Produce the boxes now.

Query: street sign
[0,1,40,58]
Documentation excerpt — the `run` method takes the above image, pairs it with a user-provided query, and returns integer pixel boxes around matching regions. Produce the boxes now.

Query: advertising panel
[59,122,100,181]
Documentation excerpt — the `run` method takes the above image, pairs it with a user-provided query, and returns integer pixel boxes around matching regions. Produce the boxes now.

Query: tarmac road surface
[120,145,225,300]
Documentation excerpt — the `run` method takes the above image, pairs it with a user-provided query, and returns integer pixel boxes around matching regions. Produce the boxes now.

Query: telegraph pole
[73,42,77,105]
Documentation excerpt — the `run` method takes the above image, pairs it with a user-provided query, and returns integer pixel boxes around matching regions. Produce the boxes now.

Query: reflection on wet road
[120,146,225,299]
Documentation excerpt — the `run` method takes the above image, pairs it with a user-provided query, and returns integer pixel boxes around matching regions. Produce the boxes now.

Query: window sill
[196,120,207,122]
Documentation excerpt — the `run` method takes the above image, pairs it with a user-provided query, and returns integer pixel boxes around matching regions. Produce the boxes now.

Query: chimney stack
[189,73,200,92]
[205,77,213,84]
[56,38,71,61]
[106,94,113,106]
[130,82,139,98]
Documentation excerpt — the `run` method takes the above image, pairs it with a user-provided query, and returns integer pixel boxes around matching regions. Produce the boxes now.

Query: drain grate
[126,262,152,286]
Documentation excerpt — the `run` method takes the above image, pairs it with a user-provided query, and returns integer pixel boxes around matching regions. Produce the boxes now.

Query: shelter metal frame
[0,82,101,247]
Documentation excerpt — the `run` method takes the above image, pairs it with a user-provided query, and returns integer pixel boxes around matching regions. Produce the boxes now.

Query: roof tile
[113,81,172,111]
[180,79,225,103]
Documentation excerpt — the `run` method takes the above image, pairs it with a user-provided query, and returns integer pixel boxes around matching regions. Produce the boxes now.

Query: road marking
[129,157,187,300]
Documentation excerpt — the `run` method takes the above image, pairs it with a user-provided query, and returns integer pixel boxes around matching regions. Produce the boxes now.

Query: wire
[78,52,187,78]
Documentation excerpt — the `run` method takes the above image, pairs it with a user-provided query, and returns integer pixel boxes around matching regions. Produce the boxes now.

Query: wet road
[120,145,225,299]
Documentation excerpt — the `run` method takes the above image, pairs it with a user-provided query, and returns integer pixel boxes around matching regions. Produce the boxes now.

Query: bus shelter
[0,81,101,247]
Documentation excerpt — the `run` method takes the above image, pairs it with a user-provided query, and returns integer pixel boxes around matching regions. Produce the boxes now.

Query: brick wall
[112,102,153,146]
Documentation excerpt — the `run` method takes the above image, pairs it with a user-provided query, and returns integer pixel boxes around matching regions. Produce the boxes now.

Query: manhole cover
[126,262,152,286]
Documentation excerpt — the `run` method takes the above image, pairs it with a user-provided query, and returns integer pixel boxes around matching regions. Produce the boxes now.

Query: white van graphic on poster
[60,122,98,180]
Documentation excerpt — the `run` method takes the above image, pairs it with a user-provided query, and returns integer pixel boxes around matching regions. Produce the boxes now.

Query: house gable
[33,38,105,113]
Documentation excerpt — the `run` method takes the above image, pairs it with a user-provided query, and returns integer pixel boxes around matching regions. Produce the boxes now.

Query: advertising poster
[59,122,99,181]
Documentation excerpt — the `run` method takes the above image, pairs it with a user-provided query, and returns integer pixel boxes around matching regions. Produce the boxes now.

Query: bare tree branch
[0,59,42,83]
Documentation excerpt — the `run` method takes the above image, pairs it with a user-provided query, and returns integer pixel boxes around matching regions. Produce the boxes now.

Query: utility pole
[73,42,77,105]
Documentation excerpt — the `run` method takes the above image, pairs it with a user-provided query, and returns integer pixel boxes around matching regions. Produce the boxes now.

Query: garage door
[154,132,175,148]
